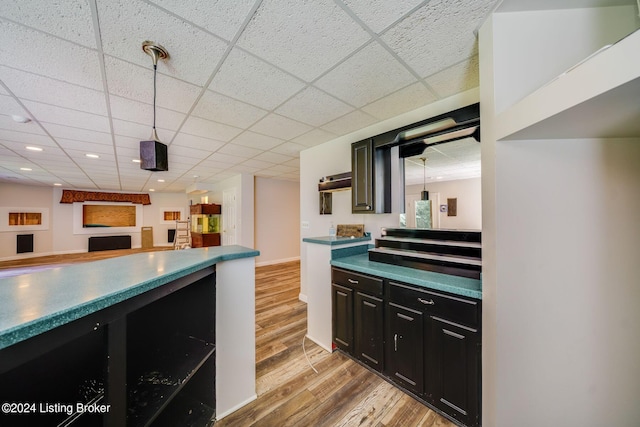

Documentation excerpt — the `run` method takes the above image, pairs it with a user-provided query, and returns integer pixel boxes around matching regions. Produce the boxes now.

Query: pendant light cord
[152,64,157,132]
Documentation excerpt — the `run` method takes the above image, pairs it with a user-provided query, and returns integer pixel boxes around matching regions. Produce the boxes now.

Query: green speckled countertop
[331,253,482,299]
[0,246,259,350]
[302,234,371,246]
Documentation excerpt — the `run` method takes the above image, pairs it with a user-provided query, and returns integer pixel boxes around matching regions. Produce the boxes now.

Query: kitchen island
[0,245,259,426]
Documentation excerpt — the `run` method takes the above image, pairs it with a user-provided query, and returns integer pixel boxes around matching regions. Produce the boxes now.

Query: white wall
[197,173,255,249]
[254,177,300,266]
[299,89,480,300]
[406,177,481,230]
[0,183,188,260]
[0,183,54,258]
[481,5,640,427]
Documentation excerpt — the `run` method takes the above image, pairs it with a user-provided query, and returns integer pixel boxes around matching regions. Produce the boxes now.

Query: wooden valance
[60,190,151,205]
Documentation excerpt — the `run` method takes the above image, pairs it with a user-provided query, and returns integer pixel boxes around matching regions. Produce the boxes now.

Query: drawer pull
[394,333,398,352]
[418,298,435,305]
[347,279,359,284]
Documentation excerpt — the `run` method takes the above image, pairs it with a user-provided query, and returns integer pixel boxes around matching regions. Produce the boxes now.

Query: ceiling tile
[147,0,256,41]
[282,158,300,168]
[192,90,268,129]
[321,110,378,135]
[270,141,306,158]
[255,169,281,178]
[112,118,176,142]
[248,114,312,141]
[315,42,417,108]
[276,87,354,127]
[253,151,293,164]
[104,57,201,113]
[226,164,260,174]
[231,131,284,151]
[0,0,97,48]
[382,0,495,78]
[23,101,110,133]
[0,86,8,95]
[43,123,112,145]
[109,95,186,130]
[206,152,245,165]
[0,94,31,118]
[0,114,45,135]
[97,0,228,86]
[361,82,437,120]
[181,116,242,142]
[0,66,107,115]
[0,20,102,89]
[425,55,480,99]
[166,144,210,159]
[209,48,306,110]
[56,138,114,154]
[0,129,57,147]
[216,143,262,159]
[342,0,424,33]
[171,133,225,152]
[265,164,297,174]
[241,158,275,169]
[292,128,337,147]
[237,0,371,82]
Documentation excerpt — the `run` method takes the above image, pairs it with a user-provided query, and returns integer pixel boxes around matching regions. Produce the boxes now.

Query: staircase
[368,228,481,279]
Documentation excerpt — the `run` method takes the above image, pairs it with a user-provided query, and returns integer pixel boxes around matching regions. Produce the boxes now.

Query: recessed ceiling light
[53,183,62,186]
[20,167,32,171]
[11,115,31,123]
[436,176,443,180]
[149,189,155,192]
[85,154,100,159]
[132,159,142,163]
[193,175,199,178]
[157,179,165,182]
[26,146,43,152]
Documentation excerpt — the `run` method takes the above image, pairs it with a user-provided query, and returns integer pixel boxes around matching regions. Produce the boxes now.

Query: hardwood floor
[216,260,456,427]
[0,251,456,426]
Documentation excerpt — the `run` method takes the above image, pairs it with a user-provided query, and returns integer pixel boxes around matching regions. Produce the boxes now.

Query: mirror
[402,137,481,230]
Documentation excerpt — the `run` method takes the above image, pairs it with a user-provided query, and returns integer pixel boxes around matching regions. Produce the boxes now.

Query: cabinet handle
[347,279,359,284]
[394,333,398,352]
[418,298,435,305]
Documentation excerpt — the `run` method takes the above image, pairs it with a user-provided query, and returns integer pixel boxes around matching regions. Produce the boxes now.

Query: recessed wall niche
[0,208,49,232]
[72,202,143,235]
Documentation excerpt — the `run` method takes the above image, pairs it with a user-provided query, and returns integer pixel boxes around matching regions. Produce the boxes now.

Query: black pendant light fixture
[140,41,169,172]
[420,157,429,201]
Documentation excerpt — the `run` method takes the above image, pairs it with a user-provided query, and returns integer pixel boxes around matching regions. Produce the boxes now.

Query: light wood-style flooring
[0,250,456,426]
[216,260,456,427]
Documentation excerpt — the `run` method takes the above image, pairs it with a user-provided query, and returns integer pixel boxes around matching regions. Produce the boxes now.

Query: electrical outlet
[301,221,310,229]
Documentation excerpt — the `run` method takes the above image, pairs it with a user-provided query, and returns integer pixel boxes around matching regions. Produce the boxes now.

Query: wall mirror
[401,137,481,230]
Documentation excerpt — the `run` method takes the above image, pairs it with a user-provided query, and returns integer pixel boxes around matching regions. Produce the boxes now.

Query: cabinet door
[332,284,354,353]
[386,302,423,395]
[354,292,384,371]
[427,316,480,427]
[352,139,374,213]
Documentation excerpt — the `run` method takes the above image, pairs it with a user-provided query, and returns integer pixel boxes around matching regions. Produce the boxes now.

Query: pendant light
[420,157,429,201]
[140,41,170,172]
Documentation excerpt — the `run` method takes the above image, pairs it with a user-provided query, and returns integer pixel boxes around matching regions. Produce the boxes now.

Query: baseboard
[305,333,333,353]
[255,256,300,267]
[215,393,258,420]
[298,293,307,303]
[0,249,83,262]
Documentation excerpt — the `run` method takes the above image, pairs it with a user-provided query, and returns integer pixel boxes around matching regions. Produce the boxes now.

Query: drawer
[332,268,383,297]
[389,281,480,328]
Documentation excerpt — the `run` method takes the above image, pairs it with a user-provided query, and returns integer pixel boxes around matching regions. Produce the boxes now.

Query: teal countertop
[303,234,371,246]
[0,246,259,350]
[331,253,482,300]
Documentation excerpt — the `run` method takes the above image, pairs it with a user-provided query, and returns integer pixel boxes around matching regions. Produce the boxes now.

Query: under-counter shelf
[496,28,640,141]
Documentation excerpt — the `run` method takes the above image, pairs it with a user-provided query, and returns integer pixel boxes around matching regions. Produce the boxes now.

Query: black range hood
[318,172,351,192]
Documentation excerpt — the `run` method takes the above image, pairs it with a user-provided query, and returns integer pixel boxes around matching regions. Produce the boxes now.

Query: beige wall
[406,177,481,230]
[254,177,300,266]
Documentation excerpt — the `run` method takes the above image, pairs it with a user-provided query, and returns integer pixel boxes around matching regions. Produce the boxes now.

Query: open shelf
[496,28,640,141]
[127,335,215,427]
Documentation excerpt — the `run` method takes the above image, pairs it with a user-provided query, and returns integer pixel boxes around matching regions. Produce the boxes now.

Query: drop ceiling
[0,0,497,193]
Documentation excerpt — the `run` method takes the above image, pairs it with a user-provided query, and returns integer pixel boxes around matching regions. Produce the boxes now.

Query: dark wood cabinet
[331,283,353,353]
[351,139,391,214]
[427,316,480,427]
[386,302,424,395]
[354,292,384,370]
[331,266,481,427]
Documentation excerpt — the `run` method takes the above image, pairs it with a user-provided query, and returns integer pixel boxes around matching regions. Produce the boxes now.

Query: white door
[431,192,441,229]
[222,188,237,245]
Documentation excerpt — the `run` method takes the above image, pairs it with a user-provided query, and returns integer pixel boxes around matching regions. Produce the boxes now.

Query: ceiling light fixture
[157,179,165,182]
[20,167,32,171]
[11,115,31,123]
[86,153,100,159]
[26,146,43,151]
[140,40,170,172]
[53,183,62,186]
[132,159,142,163]
[420,157,429,201]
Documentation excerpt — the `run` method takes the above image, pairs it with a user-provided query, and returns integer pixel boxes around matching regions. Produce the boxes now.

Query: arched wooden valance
[60,190,151,205]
